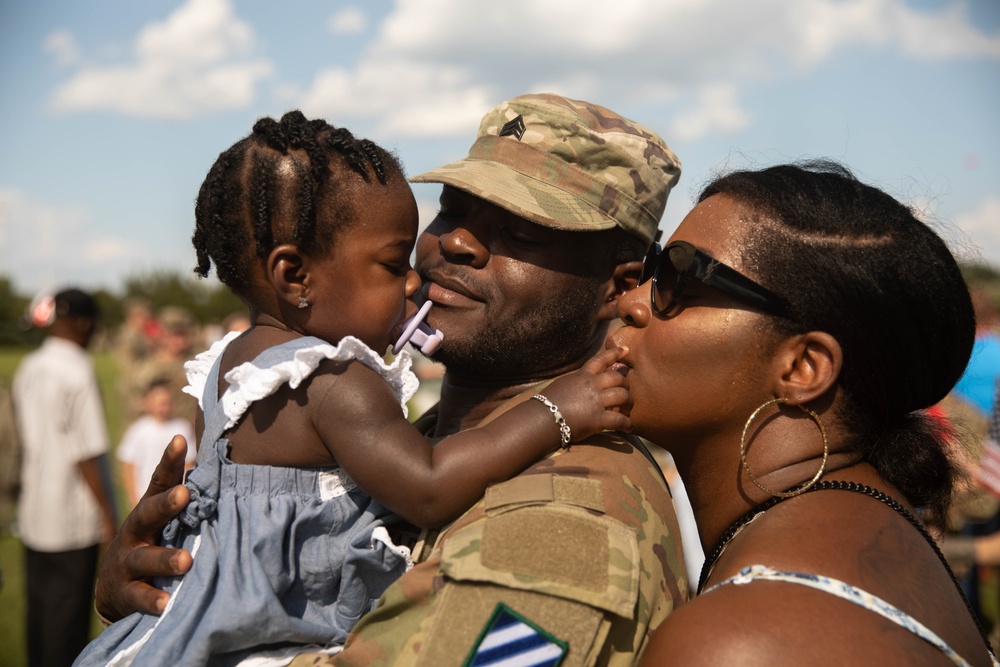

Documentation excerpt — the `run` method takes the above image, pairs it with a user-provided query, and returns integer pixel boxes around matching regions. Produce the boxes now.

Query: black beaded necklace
[696,480,993,652]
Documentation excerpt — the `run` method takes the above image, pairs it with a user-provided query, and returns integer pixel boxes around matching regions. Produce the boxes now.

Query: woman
[613,161,997,665]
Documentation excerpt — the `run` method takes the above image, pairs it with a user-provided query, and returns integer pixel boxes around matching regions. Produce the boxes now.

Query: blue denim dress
[75,335,417,666]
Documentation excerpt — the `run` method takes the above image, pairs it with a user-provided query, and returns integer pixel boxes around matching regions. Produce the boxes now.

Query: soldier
[96,94,691,666]
[130,306,199,427]
[114,298,155,423]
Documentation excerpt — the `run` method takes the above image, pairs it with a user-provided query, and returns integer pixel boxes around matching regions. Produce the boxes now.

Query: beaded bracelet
[531,394,572,448]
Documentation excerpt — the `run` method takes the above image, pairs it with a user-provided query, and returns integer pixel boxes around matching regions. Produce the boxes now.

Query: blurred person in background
[954,290,1000,421]
[114,298,156,422]
[939,289,1000,633]
[132,306,199,427]
[944,289,1000,491]
[116,377,196,508]
[222,310,251,335]
[12,287,118,667]
[200,309,252,349]
[0,378,21,536]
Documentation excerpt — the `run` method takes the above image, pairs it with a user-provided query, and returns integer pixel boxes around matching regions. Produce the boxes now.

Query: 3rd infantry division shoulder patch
[462,602,568,667]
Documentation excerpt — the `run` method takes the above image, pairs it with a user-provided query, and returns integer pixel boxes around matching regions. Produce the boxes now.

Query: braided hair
[192,110,404,299]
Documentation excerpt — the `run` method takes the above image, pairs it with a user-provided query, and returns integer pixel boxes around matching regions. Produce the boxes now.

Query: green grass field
[0,346,129,667]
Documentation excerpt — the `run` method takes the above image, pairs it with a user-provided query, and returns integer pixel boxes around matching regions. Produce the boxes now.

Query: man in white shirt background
[13,287,118,667]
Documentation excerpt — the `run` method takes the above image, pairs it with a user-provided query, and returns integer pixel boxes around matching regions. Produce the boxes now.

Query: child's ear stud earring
[298,296,310,309]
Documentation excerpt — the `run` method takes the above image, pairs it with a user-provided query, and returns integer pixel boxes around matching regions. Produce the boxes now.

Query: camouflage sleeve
[292,434,689,667]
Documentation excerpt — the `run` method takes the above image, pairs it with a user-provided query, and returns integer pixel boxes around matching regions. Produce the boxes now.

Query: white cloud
[296,0,1000,140]
[954,196,1000,267]
[42,0,999,130]
[0,188,145,293]
[668,84,751,142]
[784,0,1000,67]
[328,8,367,35]
[373,0,1000,78]
[48,0,273,119]
[893,1,1000,60]
[84,238,140,263]
[43,29,80,67]
[300,61,496,137]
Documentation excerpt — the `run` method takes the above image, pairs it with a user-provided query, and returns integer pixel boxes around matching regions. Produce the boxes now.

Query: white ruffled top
[183,331,419,431]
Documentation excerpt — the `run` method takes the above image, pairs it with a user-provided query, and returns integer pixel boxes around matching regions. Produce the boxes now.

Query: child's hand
[539,346,632,442]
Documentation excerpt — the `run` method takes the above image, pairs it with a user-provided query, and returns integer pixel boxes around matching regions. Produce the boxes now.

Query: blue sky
[1,0,998,296]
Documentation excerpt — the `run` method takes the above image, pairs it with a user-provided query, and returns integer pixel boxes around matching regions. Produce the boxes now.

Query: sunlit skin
[95,180,637,620]
[609,194,992,666]
[215,172,423,467]
[611,195,866,550]
[610,195,815,502]
[415,185,638,436]
[206,169,630,499]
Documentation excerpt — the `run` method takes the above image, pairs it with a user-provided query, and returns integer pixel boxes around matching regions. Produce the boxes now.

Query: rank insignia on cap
[498,115,526,140]
[462,603,567,667]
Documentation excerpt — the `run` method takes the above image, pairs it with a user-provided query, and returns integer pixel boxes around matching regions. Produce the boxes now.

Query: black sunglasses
[640,241,787,317]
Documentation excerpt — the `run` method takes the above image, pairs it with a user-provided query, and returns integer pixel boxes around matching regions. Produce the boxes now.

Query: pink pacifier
[392,300,444,355]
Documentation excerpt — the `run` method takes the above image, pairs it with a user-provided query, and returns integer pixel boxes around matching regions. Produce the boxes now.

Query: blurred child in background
[116,377,195,508]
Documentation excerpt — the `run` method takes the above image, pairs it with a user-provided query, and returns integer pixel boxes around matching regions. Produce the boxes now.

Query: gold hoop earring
[740,397,829,498]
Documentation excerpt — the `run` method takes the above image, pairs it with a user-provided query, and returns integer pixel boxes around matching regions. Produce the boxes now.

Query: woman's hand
[95,435,194,621]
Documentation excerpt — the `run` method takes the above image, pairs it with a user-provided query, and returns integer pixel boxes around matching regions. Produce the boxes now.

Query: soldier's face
[415,186,608,380]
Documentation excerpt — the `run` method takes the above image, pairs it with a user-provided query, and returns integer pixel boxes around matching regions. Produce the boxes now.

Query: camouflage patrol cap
[411,93,681,245]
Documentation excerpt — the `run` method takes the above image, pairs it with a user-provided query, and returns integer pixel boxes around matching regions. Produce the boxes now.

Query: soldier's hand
[95,435,193,621]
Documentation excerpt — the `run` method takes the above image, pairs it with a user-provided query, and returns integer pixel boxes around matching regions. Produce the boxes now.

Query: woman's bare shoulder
[641,590,774,666]
[643,567,973,667]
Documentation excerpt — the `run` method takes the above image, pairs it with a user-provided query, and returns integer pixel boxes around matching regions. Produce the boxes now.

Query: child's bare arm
[314,347,630,528]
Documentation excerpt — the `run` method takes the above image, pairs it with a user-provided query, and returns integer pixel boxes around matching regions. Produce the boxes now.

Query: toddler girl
[75,111,630,666]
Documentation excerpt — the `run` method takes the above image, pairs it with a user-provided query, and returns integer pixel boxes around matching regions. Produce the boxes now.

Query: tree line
[0,271,244,346]
[2,262,998,348]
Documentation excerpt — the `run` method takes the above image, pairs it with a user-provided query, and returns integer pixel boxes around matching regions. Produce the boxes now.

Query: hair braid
[248,151,277,260]
[191,110,405,302]
[359,139,389,184]
[193,140,252,286]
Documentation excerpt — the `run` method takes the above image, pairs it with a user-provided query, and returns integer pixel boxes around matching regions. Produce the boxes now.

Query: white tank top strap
[705,564,998,667]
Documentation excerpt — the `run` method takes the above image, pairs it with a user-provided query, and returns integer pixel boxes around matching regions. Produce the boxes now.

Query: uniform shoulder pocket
[440,474,640,619]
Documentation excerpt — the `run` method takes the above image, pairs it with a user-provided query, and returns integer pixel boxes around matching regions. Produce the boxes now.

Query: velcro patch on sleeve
[440,505,640,618]
[463,603,567,667]
[485,475,605,514]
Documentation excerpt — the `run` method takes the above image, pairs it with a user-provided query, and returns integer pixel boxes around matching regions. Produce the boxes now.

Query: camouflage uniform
[128,307,199,426]
[410,93,681,247]
[290,406,689,667]
[289,94,688,666]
